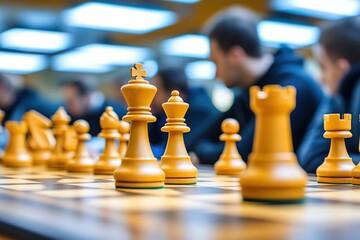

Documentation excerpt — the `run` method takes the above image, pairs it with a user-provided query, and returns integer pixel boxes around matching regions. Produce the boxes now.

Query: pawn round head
[74,119,89,134]
[100,106,120,129]
[118,120,130,134]
[168,90,183,102]
[221,118,240,134]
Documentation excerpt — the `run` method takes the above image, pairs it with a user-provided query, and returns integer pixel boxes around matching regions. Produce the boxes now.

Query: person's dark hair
[319,16,360,65]
[204,6,262,57]
[156,67,188,93]
[61,78,95,96]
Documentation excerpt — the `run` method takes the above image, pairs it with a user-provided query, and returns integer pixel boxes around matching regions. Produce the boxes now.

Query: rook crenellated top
[250,85,296,112]
[324,113,351,131]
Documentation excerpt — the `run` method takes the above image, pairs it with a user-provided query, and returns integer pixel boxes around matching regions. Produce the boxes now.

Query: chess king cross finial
[130,63,146,80]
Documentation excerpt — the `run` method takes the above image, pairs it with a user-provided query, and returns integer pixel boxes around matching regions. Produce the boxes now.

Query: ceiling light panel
[0,28,72,53]
[63,2,177,34]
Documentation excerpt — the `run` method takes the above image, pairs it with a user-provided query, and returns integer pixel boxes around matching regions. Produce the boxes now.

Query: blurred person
[297,16,360,172]
[0,73,58,121]
[61,77,126,136]
[189,6,324,165]
[0,73,59,150]
[149,67,220,158]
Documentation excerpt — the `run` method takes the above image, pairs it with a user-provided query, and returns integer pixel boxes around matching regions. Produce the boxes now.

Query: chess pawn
[240,85,307,202]
[3,121,32,167]
[67,120,94,173]
[317,114,354,184]
[48,107,73,169]
[94,106,121,174]
[114,63,165,188]
[214,118,246,175]
[159,91,198,184]
[118,121,130,157]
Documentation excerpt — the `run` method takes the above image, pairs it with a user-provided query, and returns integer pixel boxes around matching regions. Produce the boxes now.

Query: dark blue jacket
[66,99,127,137]
[2,87,59,122]
[298,61,360,172]
[149,87,220,158]
[192,48,324,165]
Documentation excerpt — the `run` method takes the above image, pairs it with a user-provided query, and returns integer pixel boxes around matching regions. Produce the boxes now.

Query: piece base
[94,170,115,175]
[317,176,352,184]
[243,198,304,204]
[115,181,164,189]
[215,171,244,176]
[165,177,197,185]
[67,167,94,173]
[241,186,305,202]
[3,161,32,168]
[352,178,360,185]
[47,166,66,171]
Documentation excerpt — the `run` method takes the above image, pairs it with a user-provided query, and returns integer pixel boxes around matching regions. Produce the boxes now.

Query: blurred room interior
[0,0,357,111]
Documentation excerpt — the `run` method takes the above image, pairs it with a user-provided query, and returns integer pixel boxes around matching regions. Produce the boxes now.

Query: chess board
[0,165,360,239]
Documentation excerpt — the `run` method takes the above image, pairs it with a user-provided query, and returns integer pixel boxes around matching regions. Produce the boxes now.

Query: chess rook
[317,114,354,184]
[67,120,94,173]
[114,63,165,189]
[159,90,198,184]
[3,121,32,167]
[118,120,130,157]
[214,118,246,175]
[94,107,121,174]
[48,107,73,169]
[352,115,360,184]
[240,85,307,202]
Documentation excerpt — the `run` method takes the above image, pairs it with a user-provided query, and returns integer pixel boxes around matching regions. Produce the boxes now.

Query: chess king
[113,63,165,188]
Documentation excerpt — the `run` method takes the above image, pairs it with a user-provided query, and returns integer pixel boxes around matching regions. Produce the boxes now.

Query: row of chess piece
[6,63,354,203]
[0,106,131,174]
[0,63,307,202]
[0,89,199,188]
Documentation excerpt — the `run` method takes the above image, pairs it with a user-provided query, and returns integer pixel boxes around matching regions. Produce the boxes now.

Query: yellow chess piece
[94,106,121,174]
[114,63,165,188]
[240,85,307,202]
[118,120,130,157]
[67,120,94,173]
[48,107,73,169]
[317,114,354,184]
[214,118,246,175]
[0,109,4,161]
[353,116,360,184]
[159,90,198,184]
[0,109,4,131]
[3,121,32,167]
[24,110,54,165]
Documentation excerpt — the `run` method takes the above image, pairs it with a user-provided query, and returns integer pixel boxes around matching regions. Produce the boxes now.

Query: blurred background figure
[0,0,354,165]
[0,73,58,150]
[298,16,360,172]
[149,67,220,158]
[0,73,58,121]
[189,6,323,165]
[61,77,126,136]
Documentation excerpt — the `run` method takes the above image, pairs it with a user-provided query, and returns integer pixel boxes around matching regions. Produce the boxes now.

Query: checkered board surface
[0,165,360,239]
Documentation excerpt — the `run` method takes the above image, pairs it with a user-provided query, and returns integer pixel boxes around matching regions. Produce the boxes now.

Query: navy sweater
[149,87,220,158]
[191,48,324,165]
[297,61,360,172]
